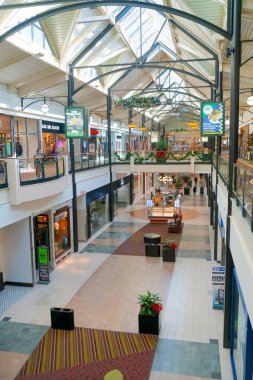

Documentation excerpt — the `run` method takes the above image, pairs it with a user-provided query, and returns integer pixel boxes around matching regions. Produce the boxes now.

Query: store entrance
[33,214,50,274]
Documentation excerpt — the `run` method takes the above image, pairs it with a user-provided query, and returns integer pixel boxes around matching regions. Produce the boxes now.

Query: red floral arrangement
[137,291,163,316]
[162,240,177,249]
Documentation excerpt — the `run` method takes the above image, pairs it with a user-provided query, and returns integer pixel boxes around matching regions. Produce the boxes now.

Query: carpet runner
[112,222,183,256]
[15,327,158,380]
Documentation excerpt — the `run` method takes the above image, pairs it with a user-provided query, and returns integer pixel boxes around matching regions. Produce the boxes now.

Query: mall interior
[0,1,253,380]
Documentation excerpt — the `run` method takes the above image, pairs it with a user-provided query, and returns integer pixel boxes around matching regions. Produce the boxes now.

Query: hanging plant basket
[114,96,161,110]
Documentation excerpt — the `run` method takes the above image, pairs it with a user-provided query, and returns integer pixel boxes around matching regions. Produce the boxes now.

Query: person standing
[200,185,204,197]
[194,176,198,186]
[34,148,42,178]
[193,185,197,196]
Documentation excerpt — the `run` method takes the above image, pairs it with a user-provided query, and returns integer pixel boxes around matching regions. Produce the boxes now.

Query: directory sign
[201,102,225,136]
[38,246,49,284]
[65,107,86,138]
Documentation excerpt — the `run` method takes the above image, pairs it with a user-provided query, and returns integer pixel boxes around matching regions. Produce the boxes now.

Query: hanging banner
[65,107,86,138]
[201,102,225,136]
[38,246,49,284]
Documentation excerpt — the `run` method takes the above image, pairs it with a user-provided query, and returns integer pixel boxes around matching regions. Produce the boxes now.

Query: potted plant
[156,140,168,163]
[175,177,183,189]
[137,291,163,335]
[161,239,177,262]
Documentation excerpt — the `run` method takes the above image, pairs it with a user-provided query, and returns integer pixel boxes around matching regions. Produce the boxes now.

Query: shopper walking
[194,176,198,186]
[200,185,204,197]
[34,148,43,178]
[193,185,197,196]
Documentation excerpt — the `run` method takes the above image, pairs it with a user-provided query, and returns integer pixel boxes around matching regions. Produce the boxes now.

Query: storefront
[0,114,12,157]
[53,207,71,263]
[231,269,253,380]
[86,184,109,238]
[42,120,67,156]
[33,205,72,283]
[113,175,131,216]
[14,116,40,159]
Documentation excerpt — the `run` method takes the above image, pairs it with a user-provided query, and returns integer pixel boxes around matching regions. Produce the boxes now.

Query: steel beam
[0,1,232,41]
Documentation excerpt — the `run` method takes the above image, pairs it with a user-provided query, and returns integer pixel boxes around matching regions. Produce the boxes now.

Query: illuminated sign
[201,102,225,136]
[65,107,86,138]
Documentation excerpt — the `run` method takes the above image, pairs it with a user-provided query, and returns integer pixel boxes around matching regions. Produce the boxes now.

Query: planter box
[0,272,4,291]
[184,187,190,195]
[163,248,176,262]
[138,313,160,335]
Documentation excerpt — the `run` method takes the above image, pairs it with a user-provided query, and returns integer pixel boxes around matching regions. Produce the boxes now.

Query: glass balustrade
[19,156,65,185]
[0,160,7,188]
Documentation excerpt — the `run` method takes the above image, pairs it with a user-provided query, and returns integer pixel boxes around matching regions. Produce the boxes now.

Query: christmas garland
[114,150,212,163]
[114,96,161,110]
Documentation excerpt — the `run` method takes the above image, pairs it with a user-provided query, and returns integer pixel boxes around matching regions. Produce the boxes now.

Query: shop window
[53,208,71,258]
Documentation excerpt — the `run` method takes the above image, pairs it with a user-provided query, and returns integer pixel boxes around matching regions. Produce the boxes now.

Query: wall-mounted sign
[201,102,225,136]
[38,246,49,284]
[42,120,64,134]
[65,107,86,138]
[212,266,225,309]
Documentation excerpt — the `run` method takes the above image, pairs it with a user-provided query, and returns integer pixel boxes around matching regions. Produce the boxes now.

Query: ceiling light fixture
[41,100,49,113]
[247,90,253,106]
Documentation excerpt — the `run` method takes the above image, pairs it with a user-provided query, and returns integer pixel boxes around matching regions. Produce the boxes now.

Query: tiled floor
[0,190,233,380]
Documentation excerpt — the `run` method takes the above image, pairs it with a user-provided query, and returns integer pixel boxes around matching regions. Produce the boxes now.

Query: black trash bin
[50,307,74,330]
[144,233,161,257]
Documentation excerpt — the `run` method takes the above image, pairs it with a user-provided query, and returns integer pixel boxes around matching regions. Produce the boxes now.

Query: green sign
[201,102,225,136]
[38,246,48,265]
[65,107,86,138]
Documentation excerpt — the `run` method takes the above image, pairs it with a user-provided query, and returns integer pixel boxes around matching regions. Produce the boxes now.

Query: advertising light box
[65,107,86,138]
[201,102,225,136]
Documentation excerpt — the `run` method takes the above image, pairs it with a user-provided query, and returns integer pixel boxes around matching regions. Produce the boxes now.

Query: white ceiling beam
[77,15,112,23]
[16,72,66,98]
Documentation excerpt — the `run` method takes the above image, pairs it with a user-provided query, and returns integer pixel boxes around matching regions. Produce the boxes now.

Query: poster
[38,246,49,283]
[65,107,85,138]
[212,266,225,309]
[201,102,225,136]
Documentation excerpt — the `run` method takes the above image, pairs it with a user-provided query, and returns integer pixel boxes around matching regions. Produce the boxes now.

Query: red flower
[152,303,163,313]
[170,243,177,249]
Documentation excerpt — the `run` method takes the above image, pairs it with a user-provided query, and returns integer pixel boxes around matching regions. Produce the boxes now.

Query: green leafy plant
[175,177,183,188]
[156,139,168,151]
[137,291,163,316]
[114,96,161,110]
[161,239,177,249]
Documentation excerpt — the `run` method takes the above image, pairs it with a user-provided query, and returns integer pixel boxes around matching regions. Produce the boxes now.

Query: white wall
[1,218,33,284]
[230,200,253,326]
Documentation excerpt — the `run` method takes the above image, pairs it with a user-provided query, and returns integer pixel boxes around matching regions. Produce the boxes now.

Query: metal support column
[223,0,241,349]
[107,91,113,222]
[214,70,223,260]
[68,67,78,253]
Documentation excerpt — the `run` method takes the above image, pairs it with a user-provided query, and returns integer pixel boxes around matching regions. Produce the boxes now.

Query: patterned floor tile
[178,249,211,260]
[79,244,117,254]
[0,286,32,316]
[0,321,48,354]
[152,338,221,379]
[96,231,133,239]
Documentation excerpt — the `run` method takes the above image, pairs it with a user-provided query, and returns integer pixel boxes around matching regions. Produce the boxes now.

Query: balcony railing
[113,149,212,164]
[19,156,65,185]
[0,160,8,188]
[233,160,253,227]
[70,153,109,172]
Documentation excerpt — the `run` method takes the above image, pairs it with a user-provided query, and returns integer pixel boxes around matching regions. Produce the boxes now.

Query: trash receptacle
[50,307,74,330]
[144,233,161,257]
